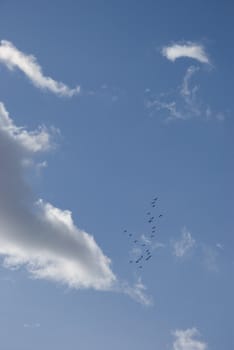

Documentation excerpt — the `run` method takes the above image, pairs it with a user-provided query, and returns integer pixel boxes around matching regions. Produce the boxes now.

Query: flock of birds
[123,197,163,270]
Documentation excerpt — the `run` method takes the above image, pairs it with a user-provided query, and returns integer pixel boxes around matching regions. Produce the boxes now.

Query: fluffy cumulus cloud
[162,42,210,64]
[172,328,207,350]
[173,227,196,258]
[0,40,80,97]
[0,102,115,291]
[0,102,151,304]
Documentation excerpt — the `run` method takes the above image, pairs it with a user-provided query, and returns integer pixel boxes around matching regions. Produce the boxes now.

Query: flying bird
[146,255,152,261]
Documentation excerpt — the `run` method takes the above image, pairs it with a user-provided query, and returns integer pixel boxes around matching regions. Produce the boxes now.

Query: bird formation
[123,196,163,270]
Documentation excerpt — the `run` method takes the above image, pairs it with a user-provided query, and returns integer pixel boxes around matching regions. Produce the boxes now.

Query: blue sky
[0,1,233,349]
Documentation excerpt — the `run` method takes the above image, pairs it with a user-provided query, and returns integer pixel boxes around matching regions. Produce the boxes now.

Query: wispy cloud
[162,42,210,64]
[23,323,40,329]
[202,245,219,272]
[173,227,196,258]
[121,278,153,306]
[145,65,226,122]
[216,243,224,250]
[172,328,207,350]
[0,40,80,97]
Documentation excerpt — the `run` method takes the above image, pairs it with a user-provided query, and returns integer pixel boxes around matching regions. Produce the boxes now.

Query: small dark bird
[134,239,138,243]
[138,265,143,269]
[128,233,133,237]
[146,255,152,261]
[152,226,156,229]
[124,229,127,232]
[159,214,163,218]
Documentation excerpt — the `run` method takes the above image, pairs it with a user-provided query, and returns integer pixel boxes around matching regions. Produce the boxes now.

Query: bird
[159,214,163,218]
[134,239,138,243]
[146,255,152,261]
[136,255,143,263]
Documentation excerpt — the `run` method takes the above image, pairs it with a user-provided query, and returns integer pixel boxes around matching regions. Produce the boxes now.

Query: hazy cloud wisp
[172,328,207,350]
[173,227,196,258]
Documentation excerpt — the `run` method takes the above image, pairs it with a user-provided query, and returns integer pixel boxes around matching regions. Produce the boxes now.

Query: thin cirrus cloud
[172,328,207,350]
[145,65,201,121]
[144,41,227,121]
[162,42,210,64]
[0,40,80,97]
[0,102,151,305]
[173,227,196,258]
[145,64,225,121]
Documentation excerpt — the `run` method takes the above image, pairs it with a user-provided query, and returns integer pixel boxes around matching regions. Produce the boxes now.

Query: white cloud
[172,328,207,350]
[202,245,219,272]
[216,243,224,250]
[0,102,116,291]
[145,65,225,122]
[162,42,210,64]
[0,102,152,305]
[0,40,80,97]
[173,227,196,258]
[121,278,153,306]
[23,323,40,329]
